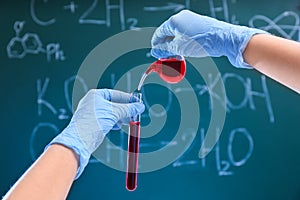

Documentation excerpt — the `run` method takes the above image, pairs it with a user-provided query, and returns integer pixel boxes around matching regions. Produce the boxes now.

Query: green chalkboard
[1,0,300,200]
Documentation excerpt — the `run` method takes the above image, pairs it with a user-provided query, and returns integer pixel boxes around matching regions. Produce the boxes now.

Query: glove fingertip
[112,122,122,130]
[150,48,161,59]
[131,102,145,115]
[150,48,177,59]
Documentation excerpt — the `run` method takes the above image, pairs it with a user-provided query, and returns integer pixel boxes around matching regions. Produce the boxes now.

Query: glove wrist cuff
[226,25,269,68]
[45,128,91,180]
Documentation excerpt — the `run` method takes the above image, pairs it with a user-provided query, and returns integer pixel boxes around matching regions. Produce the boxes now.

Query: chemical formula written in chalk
[7,21,65,62]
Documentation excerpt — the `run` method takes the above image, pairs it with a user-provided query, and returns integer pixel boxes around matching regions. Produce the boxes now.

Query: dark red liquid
[147,58,186,83]
[126,121,140,191]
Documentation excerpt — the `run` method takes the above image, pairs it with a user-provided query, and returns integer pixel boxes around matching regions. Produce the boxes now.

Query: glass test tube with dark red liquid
[126,92,142,191]
[127,56,186,191]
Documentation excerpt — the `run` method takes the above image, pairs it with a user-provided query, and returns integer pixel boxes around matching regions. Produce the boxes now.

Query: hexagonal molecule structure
[23,33,43,54]
[7,37,26,59]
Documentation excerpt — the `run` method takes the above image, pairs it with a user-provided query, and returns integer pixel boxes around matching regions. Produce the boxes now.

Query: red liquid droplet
[147,58,186,83]
[126,121,140,191]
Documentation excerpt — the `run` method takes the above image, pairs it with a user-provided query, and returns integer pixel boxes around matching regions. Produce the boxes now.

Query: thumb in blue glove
[45,89,145,179]
[151,9,268,68]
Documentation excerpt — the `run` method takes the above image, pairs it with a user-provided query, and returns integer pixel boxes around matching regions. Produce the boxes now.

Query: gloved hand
[151,10,268,68]
[46,89,145,179]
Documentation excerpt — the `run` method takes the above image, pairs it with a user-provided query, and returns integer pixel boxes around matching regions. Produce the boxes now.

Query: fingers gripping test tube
[126,92,142,191]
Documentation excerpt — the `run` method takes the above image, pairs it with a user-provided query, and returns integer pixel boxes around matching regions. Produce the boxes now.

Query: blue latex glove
[151,10,268,68]
[46,89,145,179]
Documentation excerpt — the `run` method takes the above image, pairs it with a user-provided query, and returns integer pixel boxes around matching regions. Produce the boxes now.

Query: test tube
[126,92,142,191]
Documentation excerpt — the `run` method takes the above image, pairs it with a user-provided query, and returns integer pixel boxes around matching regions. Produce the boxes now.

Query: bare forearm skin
[243,34,300,93]
[3,144,78,200]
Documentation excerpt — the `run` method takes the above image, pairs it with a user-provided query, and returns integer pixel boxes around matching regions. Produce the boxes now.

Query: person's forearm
[3,144,78,200]
[243,34,300,93]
